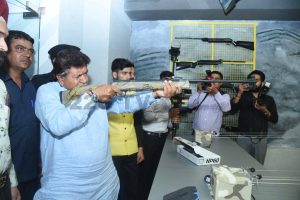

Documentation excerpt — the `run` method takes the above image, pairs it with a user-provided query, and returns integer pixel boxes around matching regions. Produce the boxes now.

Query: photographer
[231,70,278,164]
[188,71,231,135]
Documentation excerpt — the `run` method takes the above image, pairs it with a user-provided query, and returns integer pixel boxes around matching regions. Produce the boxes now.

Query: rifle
[175,37,254,51]
[176,59,245,70]
[60,81,190,106]
[59,78,257,106]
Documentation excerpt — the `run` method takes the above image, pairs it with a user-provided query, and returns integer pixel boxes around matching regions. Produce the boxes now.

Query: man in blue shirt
[0,30,40,200]
[34,49,178,200]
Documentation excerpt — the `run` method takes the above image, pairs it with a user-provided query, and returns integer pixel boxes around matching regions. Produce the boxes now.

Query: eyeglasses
[59,70,89,81]
[161,77,173,81]
[14,45,35,55]
[72,73,88,80]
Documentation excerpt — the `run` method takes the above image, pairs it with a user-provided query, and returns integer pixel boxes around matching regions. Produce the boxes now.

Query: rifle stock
[175,62,198,70]
[234,41,254,50]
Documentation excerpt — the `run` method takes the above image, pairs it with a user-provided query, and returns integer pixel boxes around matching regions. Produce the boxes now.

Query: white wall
[8,0,132,84]
[7,0,42,77]
[39,0,59,74]
[40,0,131,85]
[108,0,132,82]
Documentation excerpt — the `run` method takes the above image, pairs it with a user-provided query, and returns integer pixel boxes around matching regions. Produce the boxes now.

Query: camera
[202,70,212,91]
[169,45,180,63]
[245,75,257,91]
[254,81,271,106]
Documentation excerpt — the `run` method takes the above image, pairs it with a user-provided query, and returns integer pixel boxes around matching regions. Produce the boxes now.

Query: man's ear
[56,75,64,86]
[112,71,118,79]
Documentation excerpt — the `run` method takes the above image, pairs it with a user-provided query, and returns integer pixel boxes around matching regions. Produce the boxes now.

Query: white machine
[174,137,221,166]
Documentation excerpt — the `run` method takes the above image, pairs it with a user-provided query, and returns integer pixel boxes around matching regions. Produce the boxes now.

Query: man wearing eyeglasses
[33,49,178,200]
[0,30,40,200]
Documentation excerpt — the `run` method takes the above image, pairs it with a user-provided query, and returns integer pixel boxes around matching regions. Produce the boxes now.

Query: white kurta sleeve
[35,84,96,137]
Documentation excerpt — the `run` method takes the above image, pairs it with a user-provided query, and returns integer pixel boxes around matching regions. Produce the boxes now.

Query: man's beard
[253,85,262,93]
[0,51,7,67]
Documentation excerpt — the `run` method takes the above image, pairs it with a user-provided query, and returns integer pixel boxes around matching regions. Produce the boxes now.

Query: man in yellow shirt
[109,58,143,200]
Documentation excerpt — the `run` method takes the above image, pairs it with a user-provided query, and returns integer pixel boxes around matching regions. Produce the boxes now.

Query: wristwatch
[87,89,98,102]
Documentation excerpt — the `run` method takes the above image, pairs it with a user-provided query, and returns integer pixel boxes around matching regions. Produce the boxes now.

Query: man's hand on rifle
[93,85,122,102]
[232,84,248,103]
[207,84,219,95]
[169,108,180,124]
[239,83,250,93]
[152,81,181,98]
[197,82,202,93]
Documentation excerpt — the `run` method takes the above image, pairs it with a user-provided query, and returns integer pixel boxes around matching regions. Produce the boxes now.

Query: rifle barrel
[175,37,203,40]
[201,38,233,43]
[112,80,190,91]
[135,79,256,84]
[188,80,256,83]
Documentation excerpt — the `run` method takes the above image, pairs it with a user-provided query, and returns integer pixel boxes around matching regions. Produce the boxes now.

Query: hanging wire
[8,0,27,8]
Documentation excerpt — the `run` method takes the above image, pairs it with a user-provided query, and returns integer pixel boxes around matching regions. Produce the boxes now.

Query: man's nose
[23,49,33,57]
[80,75,89,84]
[124,74,131,80]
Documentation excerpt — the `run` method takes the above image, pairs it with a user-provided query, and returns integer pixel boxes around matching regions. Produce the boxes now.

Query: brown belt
[0,171,8,189]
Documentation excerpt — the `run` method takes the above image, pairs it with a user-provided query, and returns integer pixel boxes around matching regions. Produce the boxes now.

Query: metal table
[149,136,300,200]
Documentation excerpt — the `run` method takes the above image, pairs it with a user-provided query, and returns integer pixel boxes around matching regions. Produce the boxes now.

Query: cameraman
[231,70,278,164]
[188,71,231,135]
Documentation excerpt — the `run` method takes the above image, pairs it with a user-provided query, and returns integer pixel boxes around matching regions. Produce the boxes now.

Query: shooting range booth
[7,0,300,199]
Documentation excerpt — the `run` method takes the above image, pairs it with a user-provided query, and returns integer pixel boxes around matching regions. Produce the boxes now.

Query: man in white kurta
[33,49,177,200]
[34,82,157,200]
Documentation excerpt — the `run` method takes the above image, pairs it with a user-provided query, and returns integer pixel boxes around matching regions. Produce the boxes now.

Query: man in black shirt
[231,70,278,164]
[0,30,40,200]
[31,44,80,89]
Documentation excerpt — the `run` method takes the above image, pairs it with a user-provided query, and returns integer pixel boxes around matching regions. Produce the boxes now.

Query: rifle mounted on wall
[175,37,254,51]
[176,59,245,70]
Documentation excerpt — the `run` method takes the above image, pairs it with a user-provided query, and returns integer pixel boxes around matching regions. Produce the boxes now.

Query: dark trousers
[237,137,267,165]
[0,172,11,200]
[138,131,168,200]
[18,178,40,200]
[112,153,138,200]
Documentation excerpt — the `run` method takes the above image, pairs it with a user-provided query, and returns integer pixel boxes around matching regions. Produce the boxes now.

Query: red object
[0,0,9,22]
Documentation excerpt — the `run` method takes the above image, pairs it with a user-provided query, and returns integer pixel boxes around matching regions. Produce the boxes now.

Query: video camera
[244,74,257,91]
[255,82,271,106]
[170,86,192,138]
[202,70,212,91]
